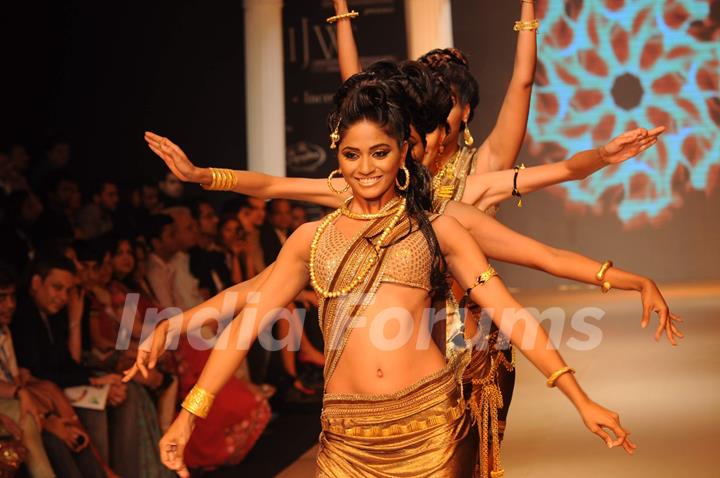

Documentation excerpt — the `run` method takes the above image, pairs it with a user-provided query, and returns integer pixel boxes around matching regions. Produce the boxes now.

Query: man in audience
[75,180,119,239]
[158,172,184,207]
[290,203,308,232]
[10,255,165,477]
[189,200,233,297]
[165,207,204,309]
[144,214,179,309]
[34,173,82,241]
[260,199,292,266]
[236,195,266,278]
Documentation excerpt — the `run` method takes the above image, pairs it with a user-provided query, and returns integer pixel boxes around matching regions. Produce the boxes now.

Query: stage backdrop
[283,0,407,179]
[452,0,720,287]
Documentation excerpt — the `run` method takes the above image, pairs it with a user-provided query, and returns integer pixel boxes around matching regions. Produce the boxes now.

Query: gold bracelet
[464,265,499,298]
[326,10,359,24]
[202,168,238,191]
[595,260,613,282]
[546,366,575,388]
[181,385,216,419]
[513,19,540,31]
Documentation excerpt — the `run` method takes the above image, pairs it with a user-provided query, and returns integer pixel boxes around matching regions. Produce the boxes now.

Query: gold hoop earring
[395,165,410,191]
[463,121,474,146]
[327,169,350,194]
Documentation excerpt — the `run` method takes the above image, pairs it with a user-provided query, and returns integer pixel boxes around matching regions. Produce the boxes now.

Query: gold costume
[433,145,515,478]
[312,204,473,477]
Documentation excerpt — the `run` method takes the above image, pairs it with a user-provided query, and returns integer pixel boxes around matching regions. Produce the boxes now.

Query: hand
[17,389,44,430]
[107,383,127,407]
[639,279,685,345]
[122,320,170,382]
[578,399,637,455]
[144,132,211,185]
[45,416,90,452]
[67,287,85,326]
[159,409,195,478]
[599,126,666,165]
[0,413,22,440]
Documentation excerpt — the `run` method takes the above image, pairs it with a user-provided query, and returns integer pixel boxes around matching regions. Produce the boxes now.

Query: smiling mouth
[356,176,383,186]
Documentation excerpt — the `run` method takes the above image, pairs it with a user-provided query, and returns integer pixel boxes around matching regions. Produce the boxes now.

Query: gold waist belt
[317,364,475,478]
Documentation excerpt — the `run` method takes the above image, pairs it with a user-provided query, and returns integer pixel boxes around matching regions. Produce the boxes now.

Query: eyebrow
[341,143,392,152]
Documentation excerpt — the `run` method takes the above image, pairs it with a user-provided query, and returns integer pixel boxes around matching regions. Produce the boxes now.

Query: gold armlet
[181,386,216,419]
[546,366,575,388]
[202,168,238,191]
[327,10,359,24]
[464,265,499,298]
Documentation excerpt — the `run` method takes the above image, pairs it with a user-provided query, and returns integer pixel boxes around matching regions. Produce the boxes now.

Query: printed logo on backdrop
[284,0,407,177]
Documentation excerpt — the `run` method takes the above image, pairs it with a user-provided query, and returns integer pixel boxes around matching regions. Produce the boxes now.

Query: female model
[153,78,637,478]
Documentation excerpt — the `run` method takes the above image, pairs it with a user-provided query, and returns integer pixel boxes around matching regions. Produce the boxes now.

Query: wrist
[198,167,213,186]
[177,408,197,426]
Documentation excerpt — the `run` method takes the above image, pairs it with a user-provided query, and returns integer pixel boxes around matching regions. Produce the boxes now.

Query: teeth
[357,177,382,185]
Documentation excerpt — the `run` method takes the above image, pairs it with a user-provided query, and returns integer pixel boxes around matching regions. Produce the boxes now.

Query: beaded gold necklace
[309,197,407,299]
[432,148,463,200]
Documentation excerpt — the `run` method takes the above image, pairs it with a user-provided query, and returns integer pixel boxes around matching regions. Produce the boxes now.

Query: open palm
[144,131,204,183]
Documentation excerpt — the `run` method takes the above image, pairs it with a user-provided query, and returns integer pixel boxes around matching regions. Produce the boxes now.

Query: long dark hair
[329,74,448,297]
[418,48,479,124]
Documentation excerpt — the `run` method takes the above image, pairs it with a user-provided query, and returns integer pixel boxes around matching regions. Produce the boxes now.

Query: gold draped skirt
[316,365,474,478]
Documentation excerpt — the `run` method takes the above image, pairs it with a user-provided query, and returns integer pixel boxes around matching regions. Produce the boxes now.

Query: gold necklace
[340,195,403,220]
[432,148,463,198]
[309,198,407,299]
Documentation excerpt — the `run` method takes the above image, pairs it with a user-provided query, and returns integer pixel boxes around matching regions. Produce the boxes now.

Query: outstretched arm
[156,222,315,476]
[144,132,347,208]
[444,200,683,345]
[333,0,363,81]
[435,215,636,454]
[463,127,665,211]
[472,1,537,175]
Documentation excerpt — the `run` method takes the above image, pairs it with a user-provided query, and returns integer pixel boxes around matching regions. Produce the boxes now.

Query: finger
[144,131,162,142]
[665,318,677,346]
[671,324,684,339]
[647,126,666,137]
[122,364,138,383]
[148,330,165,369]
[655,308,669,341]
[670,313,684,323]
[137,358,149,379]
[641,305,651,329]
[591,426,614,448]
[608,422,628,447]
[178,465,191,478]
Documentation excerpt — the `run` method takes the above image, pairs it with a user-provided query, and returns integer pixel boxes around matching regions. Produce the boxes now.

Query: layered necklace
[432,148,463,200]
[309,195,407,299]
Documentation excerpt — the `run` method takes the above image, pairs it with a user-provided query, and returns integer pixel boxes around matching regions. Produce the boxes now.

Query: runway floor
[273,282,720,477]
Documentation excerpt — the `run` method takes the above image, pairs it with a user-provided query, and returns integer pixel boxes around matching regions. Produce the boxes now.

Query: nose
[357,154,375,176]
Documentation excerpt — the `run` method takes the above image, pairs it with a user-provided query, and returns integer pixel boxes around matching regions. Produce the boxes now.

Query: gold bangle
[513,19,540,31]
[326,10,359,24]
[547,366,575,388]
[595,260,613,282]
[202,168,238,191]
[181,385,216,419]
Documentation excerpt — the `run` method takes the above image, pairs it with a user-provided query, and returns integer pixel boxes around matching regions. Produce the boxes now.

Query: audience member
[143,214,178,309]
[75,180,119,239]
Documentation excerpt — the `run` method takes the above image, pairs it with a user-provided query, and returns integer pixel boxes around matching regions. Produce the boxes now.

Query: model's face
[31,269,75,316]
[0,286,16,326]
[442,89,470,150]
[337,120,407,202]
[112,240,135,278]
[197,203,219,237]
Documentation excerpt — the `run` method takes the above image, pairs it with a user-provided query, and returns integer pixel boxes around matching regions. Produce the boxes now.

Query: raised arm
[435,215,636,454]
[444,200,683,345]
[144,132,347,208]
[472,0,537,174]
[333,0,363,81]
[156,222,315,476]
[464,127,665,211]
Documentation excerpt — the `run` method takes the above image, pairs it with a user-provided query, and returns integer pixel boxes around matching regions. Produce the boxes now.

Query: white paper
[64,384,110,410]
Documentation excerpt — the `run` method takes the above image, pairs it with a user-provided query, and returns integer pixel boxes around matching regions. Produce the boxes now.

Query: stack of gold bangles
[547,366,575,388]
[596,260,613,294]
[202,167,238,191]
[514,19,540,32]
[326,10,359,24]
[182,385,216,419]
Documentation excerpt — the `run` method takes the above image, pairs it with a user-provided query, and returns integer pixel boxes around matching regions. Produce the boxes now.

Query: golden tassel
[470,357,505,478]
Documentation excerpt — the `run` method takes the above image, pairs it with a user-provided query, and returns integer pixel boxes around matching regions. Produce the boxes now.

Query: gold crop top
[313,217,435,294]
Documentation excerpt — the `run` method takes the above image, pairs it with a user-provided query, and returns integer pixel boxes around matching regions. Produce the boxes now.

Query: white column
[404,0,454,60]
[244,0,286,176]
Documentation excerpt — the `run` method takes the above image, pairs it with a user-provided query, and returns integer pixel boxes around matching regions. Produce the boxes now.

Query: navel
[376,368,384,378]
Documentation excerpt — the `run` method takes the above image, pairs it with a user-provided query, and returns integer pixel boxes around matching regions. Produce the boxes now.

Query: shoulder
[284,221,321,249]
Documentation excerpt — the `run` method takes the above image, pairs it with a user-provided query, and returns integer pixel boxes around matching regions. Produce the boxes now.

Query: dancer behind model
[154,77,636,478]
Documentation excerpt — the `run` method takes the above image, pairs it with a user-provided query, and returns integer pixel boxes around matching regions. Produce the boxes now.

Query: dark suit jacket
[260,223,286,266]
[11,294,91,388]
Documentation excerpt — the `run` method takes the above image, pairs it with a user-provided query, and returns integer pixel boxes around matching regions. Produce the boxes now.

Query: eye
[342,151,359,160]
[372,150,390,159]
